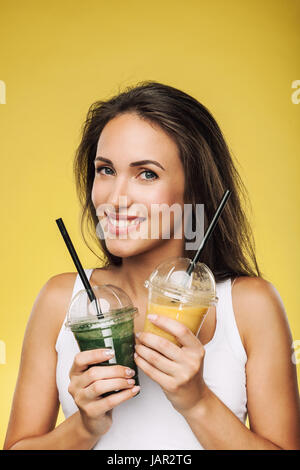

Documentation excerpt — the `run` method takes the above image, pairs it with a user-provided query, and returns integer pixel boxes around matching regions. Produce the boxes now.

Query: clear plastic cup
[65,284,140,397]
[143,257,218,346]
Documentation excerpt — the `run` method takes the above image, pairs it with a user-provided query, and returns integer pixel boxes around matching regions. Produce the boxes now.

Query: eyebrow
[94,156,165,171]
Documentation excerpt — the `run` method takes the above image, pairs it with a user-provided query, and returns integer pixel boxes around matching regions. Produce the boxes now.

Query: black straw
[186,190,231,276]
[55,218,103,319]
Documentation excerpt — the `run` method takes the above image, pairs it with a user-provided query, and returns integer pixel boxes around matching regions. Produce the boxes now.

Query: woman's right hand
[68,348,140,438]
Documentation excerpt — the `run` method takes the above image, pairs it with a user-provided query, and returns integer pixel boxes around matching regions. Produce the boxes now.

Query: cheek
[91,177,100,204]
[144,184,185,233]
[153,186,184,207]
[91,179,106,211]
[143,180,185,208]
[91,181,109,220]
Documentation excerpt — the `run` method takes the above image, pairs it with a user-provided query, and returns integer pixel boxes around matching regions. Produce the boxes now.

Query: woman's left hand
[134,314,208,416]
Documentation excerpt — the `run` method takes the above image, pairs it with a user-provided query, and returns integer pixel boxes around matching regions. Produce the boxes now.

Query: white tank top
[55,269,247,450]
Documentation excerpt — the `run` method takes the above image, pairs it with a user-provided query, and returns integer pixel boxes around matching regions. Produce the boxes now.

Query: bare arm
[6,412,102,450]
[182,277,300,450]
[3,274,99,450]
[3,274,139,450]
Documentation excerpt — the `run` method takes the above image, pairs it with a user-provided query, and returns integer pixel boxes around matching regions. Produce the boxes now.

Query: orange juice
[144,299,208,346]
[143,257,218,347]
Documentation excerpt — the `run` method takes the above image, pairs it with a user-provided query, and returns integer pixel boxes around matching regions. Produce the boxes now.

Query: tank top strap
[72,268,94,298]
[204,278,247,367]
[204,279,228,349]
[215,278,228,331]
[222,278,247,365]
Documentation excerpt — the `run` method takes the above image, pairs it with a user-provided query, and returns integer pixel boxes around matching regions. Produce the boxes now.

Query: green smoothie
[71,317,139,398]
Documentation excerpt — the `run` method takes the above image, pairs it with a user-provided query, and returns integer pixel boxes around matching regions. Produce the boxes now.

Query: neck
[114,238,185,301]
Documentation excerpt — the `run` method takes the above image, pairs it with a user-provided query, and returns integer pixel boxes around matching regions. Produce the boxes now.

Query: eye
[95,165,114,175]
[139,169,158,181]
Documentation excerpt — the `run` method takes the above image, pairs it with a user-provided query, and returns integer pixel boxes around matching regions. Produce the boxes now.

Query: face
[91,112,185,259]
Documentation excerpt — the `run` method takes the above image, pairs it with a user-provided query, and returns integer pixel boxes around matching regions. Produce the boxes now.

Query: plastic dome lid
[65,284,137,327]
[144,257,218,305]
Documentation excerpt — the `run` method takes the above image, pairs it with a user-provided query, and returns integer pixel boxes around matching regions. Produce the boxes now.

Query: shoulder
[231,276,292,355]
[232,276,285,310]
[39,267,112,327]
[29,272,79,343]
[43,271,78,290]
[35,272,78,310]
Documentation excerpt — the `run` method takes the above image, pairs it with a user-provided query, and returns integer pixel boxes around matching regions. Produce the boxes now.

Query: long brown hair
[74,81,262,282]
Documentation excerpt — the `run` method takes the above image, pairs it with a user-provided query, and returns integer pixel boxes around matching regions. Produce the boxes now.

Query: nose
[107,175,132,211]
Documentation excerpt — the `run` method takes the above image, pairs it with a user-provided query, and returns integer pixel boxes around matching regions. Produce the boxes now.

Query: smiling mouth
[104,213,146,234]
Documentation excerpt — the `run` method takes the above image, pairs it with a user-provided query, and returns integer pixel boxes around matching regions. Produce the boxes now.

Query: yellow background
[0,0,299,447]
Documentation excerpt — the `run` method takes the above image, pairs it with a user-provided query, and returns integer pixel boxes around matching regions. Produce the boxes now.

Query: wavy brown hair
[73,81,262,282]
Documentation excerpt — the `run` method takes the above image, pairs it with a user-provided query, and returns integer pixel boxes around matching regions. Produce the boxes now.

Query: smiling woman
[4,81,300,451]
[74,81,261,282]
[89,111,186,257]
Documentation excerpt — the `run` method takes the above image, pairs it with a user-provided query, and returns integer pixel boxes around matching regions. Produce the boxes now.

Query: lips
[105,211,140,221]
[104,211,146,235]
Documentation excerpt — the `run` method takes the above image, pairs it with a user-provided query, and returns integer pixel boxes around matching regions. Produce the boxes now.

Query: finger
[82,377,137,403]
[70,348,115,375]
[80,364,136,388]
[136,331,181,361]
[85,385,140,416]
[135,342,176,376]
[146,314,199,348]
[134,352,173,389]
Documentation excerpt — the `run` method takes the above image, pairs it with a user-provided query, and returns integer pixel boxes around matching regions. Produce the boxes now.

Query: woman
[4,81,300,450]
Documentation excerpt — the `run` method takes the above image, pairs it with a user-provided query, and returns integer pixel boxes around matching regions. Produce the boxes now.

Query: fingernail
[126,368,135,376]
[134,352,138,359]
[147,314,157,321]
[131,385,140,394]
[135,332,140,338]
[104,349,115,356]
[127,378,135,384]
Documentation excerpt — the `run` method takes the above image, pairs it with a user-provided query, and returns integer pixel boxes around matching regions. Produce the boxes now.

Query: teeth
[108,217,142,227]
[129,218,140,225]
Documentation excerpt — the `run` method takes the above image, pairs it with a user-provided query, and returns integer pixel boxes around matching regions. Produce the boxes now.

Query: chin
[105,238,159,259]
